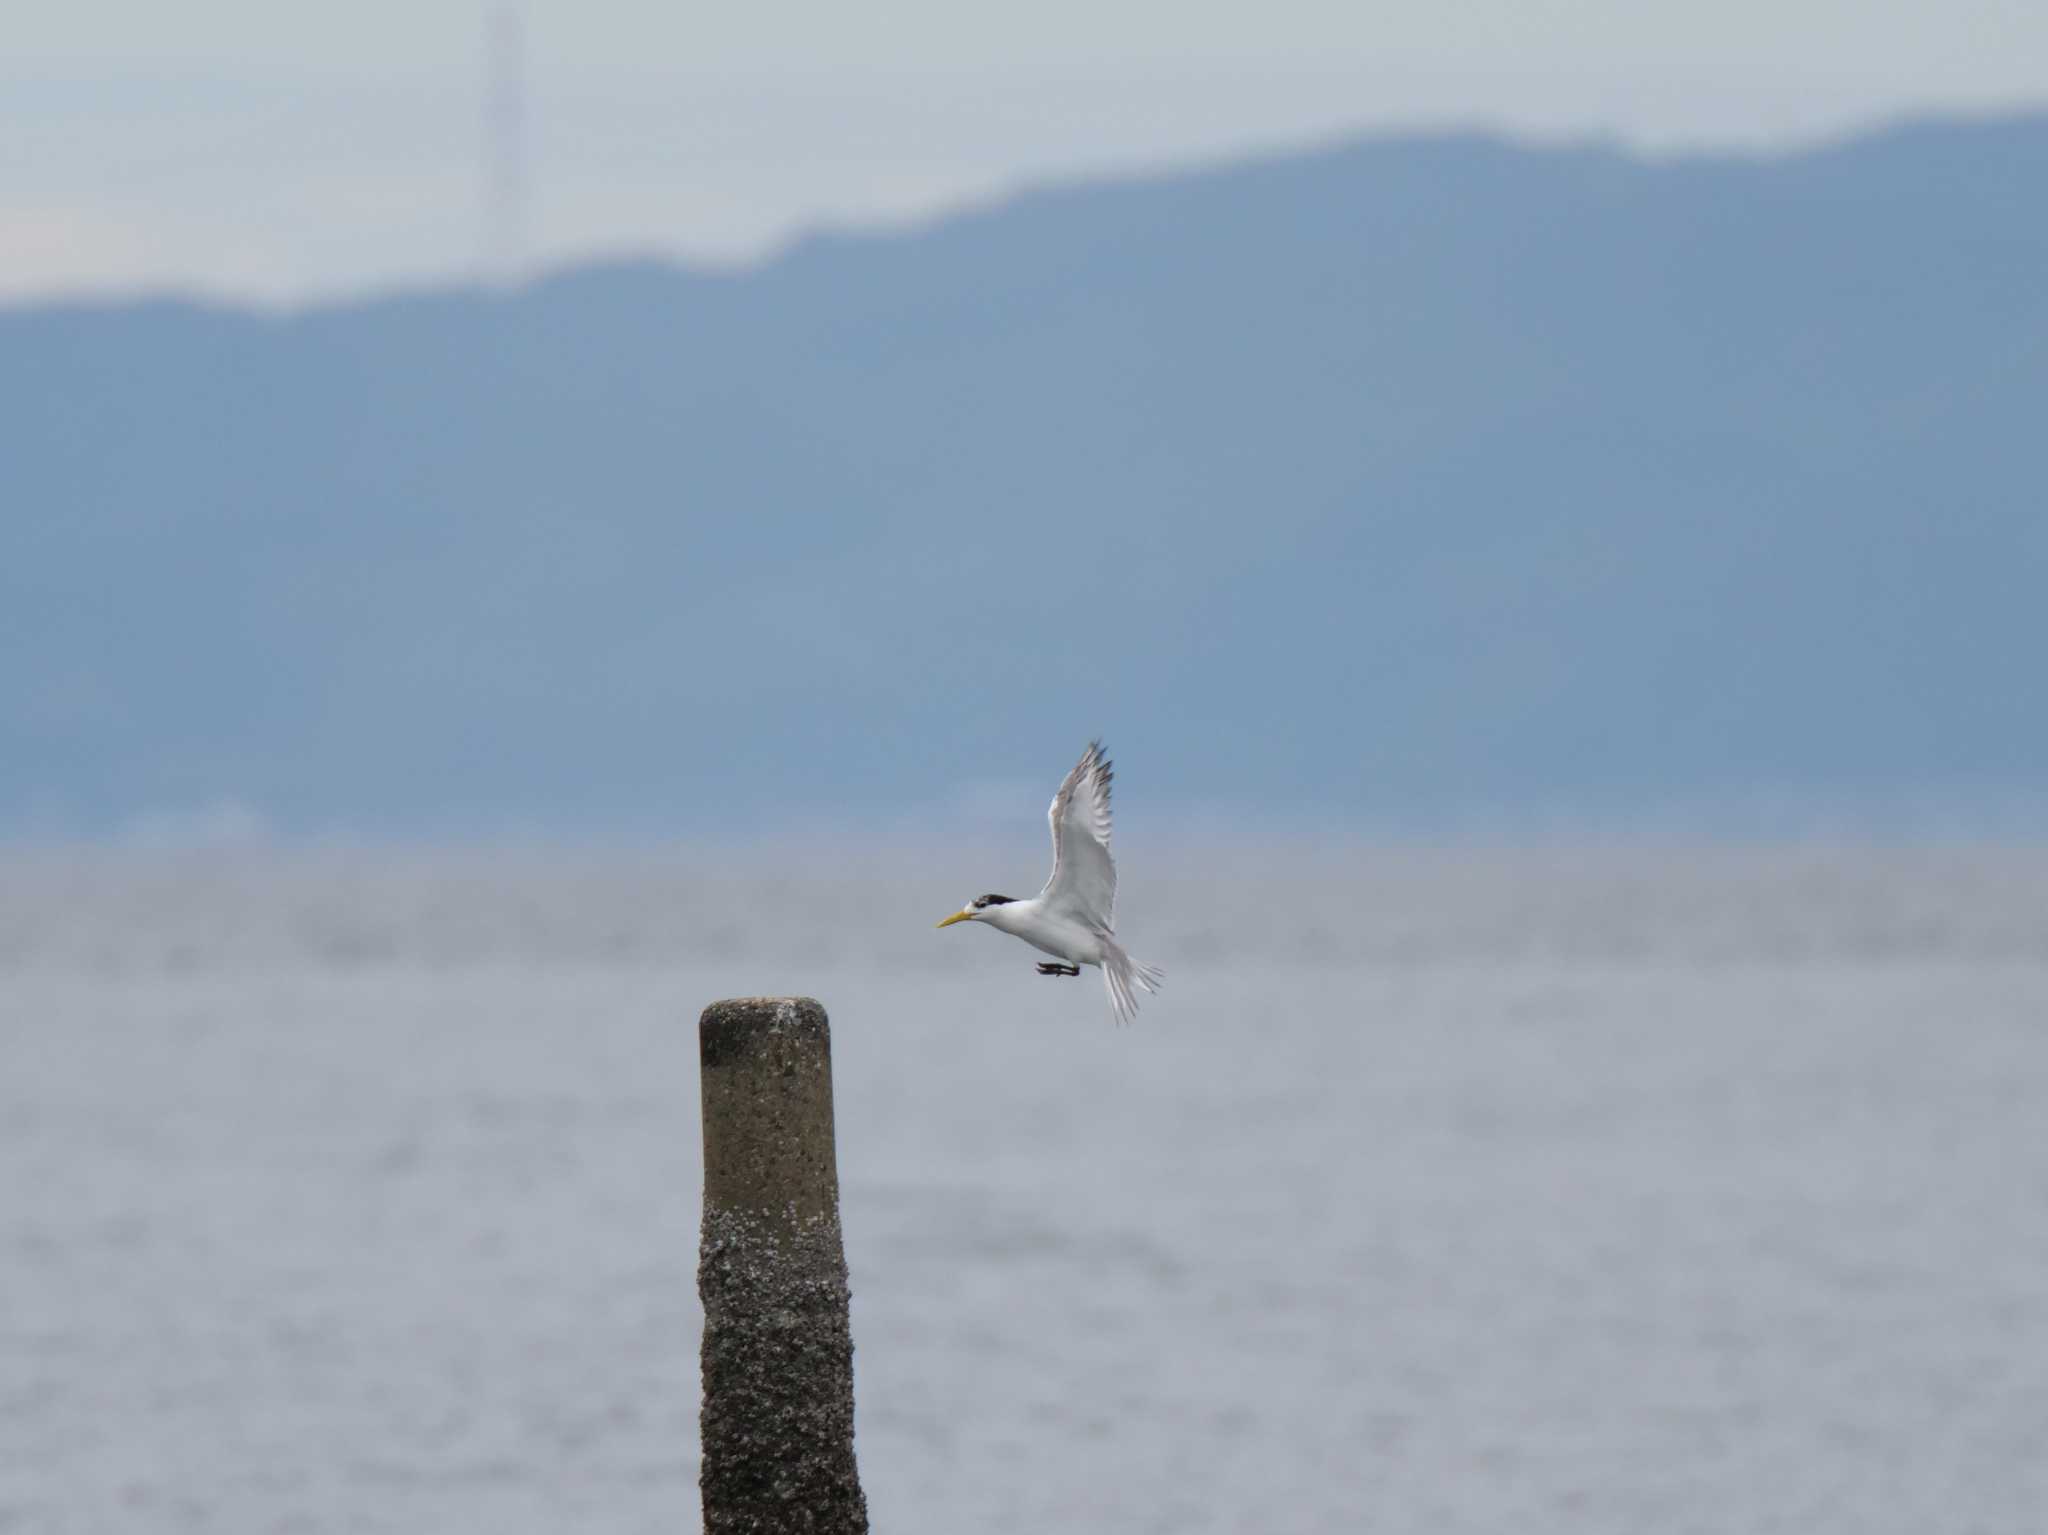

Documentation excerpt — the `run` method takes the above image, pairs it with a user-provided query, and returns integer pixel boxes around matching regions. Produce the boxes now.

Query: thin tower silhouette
[483,4,528,286]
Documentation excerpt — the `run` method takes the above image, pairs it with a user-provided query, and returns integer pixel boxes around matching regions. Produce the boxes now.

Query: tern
[937,740,1164,1024]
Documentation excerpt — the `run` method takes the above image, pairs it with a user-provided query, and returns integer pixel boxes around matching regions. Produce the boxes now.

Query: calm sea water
[5,847,2046,1533]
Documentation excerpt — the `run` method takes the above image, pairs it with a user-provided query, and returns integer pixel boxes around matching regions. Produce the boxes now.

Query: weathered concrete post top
[697,997,868,1535]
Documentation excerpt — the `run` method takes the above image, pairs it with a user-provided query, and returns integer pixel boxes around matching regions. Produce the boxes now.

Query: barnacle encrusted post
[697,997,868,1534]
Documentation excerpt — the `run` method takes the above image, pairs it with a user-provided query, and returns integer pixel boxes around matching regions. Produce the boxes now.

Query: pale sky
[5,1,2043,304]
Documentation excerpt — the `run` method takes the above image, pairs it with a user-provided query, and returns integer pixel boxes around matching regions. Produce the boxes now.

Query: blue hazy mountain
[5,116,2044,837]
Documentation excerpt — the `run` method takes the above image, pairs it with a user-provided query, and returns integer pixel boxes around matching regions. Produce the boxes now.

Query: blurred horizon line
[8,102,2045,315]
[9,785,2048,856]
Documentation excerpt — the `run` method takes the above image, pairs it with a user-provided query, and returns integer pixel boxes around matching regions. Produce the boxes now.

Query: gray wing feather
[1041,740,1117,929]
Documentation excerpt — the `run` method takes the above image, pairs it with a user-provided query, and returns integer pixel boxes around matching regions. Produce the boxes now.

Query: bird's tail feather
[1101,938,1164,1025]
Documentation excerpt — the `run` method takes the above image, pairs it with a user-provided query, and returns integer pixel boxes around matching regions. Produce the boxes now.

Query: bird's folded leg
[1035,962,1082,977]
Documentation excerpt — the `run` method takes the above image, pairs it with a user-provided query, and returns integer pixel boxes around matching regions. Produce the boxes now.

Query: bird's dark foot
[1036,962,1082,977]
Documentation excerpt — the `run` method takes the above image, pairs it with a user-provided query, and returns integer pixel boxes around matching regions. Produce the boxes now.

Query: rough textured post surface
[698,997,868,1535]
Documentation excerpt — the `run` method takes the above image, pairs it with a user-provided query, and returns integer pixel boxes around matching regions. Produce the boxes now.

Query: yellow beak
[935,910,973,928]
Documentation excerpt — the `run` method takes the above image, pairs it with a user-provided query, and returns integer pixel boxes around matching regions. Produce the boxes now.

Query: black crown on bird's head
[971,894,1015,909]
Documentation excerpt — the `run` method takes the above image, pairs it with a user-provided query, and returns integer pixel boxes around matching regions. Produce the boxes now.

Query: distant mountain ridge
[5,115,2045,838]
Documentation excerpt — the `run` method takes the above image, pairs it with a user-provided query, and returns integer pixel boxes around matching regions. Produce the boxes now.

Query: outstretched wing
[1040,740,1116,930]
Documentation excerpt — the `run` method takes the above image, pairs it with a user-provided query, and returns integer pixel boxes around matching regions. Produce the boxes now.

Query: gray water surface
[5,848,2046,1533]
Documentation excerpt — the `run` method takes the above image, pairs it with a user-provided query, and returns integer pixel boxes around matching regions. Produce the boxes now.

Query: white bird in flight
[937,740,1164,1024]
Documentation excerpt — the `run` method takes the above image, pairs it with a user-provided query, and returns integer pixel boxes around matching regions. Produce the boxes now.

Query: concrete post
[697,997,868,1534]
